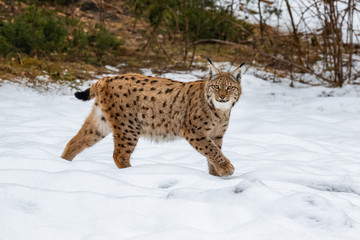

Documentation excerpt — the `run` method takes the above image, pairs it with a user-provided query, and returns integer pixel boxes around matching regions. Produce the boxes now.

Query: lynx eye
[211,85,220,90]
[227,86,236,90]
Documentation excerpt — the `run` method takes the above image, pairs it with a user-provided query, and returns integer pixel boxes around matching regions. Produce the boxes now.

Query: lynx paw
[215,161,234,177]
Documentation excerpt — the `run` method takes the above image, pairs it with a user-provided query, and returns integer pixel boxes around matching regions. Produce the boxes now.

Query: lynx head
[205,58,244,111]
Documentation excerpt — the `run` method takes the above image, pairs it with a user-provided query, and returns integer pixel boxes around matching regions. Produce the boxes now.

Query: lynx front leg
[61,106,111,161]
[207,161,220,176]
[183,132,234,177]
[112,129,139,168]
[207,135,224,176]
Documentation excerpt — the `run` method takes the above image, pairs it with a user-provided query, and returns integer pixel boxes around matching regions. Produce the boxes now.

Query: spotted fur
[61,60,244,176]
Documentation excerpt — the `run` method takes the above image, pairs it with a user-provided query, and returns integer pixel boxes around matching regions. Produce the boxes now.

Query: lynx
[61,59,244,177]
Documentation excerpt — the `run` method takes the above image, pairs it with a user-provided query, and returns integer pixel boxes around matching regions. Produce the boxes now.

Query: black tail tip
[74,88,90,101]
[206,57,213,64]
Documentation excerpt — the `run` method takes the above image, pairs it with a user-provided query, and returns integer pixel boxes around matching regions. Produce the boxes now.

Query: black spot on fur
[173,91,180,103]
[165,88,174,94]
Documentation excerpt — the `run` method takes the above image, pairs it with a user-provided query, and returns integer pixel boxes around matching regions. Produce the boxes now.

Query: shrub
[0,35,14,56]
[71,28,89,49]
[0,7,67,55]
[127,0,253,43]
[0,6,123,65]
[92,25,122,52]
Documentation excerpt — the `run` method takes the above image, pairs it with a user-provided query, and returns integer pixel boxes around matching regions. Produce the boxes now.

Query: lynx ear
[230,62,245,82]
[207,58,220,80]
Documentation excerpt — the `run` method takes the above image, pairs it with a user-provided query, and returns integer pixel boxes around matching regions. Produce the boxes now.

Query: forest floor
[0,0,241,87]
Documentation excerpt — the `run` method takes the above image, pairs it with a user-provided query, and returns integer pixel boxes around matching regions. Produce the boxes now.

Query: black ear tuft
[206,58,213,64]
[74,88,90,101]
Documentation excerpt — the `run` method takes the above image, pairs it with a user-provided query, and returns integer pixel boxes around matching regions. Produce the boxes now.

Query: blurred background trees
[0,0,359,87]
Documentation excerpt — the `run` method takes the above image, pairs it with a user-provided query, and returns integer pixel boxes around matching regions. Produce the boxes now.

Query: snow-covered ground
[1,67,360,240]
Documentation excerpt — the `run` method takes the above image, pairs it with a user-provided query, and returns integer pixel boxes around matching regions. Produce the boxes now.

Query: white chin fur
[212,100,232,111]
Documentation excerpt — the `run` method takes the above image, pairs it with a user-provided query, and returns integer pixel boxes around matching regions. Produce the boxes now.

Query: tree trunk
[258,0,264,41]
[183,0,189,65]
[31,0,39,57]
[285,0,303,65]
[347,0,355,84]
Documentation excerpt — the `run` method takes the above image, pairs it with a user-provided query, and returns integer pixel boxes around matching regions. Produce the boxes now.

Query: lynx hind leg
[112,129,139,169]
[61,104,112,161]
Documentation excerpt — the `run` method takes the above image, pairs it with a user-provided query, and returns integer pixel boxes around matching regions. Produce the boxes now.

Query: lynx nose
[219,96,227,102]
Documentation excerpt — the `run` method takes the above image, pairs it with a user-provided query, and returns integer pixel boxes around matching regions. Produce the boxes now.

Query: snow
[1,67,360,240]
